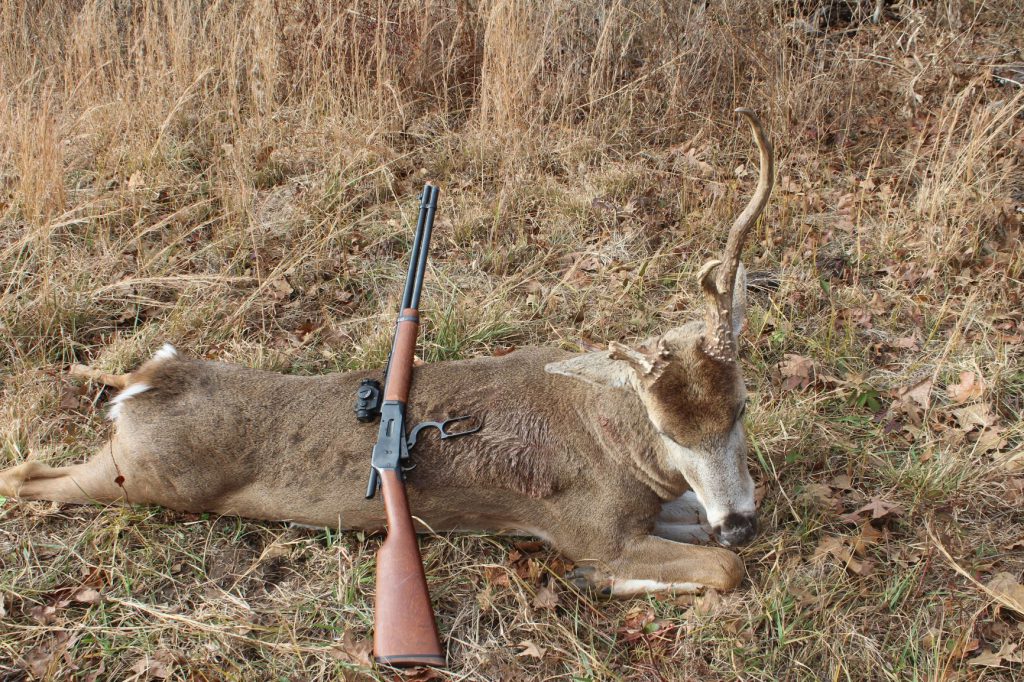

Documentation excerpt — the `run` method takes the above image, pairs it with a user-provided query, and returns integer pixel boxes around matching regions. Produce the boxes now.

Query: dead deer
[0,109,773,597]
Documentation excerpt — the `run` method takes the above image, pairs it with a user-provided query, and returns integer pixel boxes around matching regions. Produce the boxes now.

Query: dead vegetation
[1,0,1022,679]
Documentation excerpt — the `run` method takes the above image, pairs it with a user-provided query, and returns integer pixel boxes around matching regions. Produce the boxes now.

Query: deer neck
[588,389,689,501]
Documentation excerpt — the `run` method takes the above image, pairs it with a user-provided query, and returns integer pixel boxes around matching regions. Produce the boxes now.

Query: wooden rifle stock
[374,469,444,666]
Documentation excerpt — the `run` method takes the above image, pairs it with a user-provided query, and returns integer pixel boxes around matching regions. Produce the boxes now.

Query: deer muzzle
[712,511,758,547]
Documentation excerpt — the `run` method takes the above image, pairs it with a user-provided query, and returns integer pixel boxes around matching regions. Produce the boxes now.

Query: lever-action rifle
[361,184,449,668]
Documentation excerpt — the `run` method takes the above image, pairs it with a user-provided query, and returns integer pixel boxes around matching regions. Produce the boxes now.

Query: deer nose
[713,512,758,547]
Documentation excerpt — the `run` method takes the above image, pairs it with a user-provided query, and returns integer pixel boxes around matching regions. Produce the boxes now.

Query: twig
[108,597,334,656]
[925,520,1019,613]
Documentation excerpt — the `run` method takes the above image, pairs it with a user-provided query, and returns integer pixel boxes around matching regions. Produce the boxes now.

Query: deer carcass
[0,109,773,597]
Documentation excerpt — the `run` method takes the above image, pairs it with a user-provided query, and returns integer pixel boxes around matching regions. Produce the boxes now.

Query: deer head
[548,109,773,547]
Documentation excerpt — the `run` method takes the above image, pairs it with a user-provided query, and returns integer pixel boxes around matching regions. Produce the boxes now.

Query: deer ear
[732,263,747,339]
[545,348,637,389]
[545,341,667,388]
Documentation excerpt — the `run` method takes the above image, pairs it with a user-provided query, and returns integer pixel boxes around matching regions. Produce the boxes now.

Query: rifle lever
[407,416,482,451]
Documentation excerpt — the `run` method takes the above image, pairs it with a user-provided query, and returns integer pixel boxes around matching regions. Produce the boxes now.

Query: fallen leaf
[802,483,842,512]
[788,585,819,611]
[841,497,902,524]
[670,593,698,609]
[547,556,574,576]
[830,474,853,490]
[997,448,1024,473]
[969,641,1024,667]
[618,605,657,642]
[890,378,932,424]
[811,535,874,576]
[517,640,546,659]
[780,175,802,193]
[840,307,872,328]
[513,540,547,554]
[130,652,172,679]
[29,604,58,625]
[974,427,1008,454]
[24,632,72,678]
[847,558,875,576]
[920,628,941,651]
[812,536,848,562]
[892,335,921,350]
[987,573,1024,615]
[290,319,319,345]
[953,403,998,431]
[677,149,717,178]
[330,630,373,666]
[130,651,172,675]
[695,588,723,616]
[778,354,817,391]
[126,171,146,190]
[82,659,105,682]
[267,276,293,302]
[948,371,985,404]
[477,586,494,612]
[859,497,902,520]
[483,565,511,588]
[58,382,84,411]
[532,584,559,610]
[72,588,102,605]
[850,523,884,557]
[522,281,546,308]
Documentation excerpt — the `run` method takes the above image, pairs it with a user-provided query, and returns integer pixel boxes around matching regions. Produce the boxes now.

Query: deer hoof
[564,566,612,598]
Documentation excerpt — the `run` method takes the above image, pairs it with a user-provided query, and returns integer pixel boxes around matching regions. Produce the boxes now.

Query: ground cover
[1,2,1022,679]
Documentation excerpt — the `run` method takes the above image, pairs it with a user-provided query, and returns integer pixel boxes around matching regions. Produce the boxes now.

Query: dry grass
[2,1,1023,679]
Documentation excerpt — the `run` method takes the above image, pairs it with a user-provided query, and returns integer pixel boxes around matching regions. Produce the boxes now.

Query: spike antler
[700,108,774,363]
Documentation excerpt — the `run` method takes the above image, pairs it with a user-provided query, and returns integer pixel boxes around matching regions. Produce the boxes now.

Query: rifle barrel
[410,185,439,310]
[401,185,433,310]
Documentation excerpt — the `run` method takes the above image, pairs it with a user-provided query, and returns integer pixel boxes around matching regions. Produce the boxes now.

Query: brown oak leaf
[987,572,1024,615]
[517,640,546,659]
[778,354,817,391]
[532,584,559,610]
[330,630,373,666]
[947,371,985,404]
[969,641,1024,667]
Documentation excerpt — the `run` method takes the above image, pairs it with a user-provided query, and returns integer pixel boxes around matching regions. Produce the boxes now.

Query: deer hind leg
[653,490,711,544]
[566,535,744,598]
[0,453,126,505]
[651,522,710,544]
[69,364,129,390]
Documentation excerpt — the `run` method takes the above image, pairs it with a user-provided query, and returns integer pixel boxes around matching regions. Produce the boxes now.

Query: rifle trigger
[407,415,482,450]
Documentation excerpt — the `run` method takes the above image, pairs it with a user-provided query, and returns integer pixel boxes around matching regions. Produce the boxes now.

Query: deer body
[0,109,773,596]
[0,342,748,593]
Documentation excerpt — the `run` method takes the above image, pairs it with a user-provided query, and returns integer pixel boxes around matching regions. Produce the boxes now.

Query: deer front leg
[567,535,744,597]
